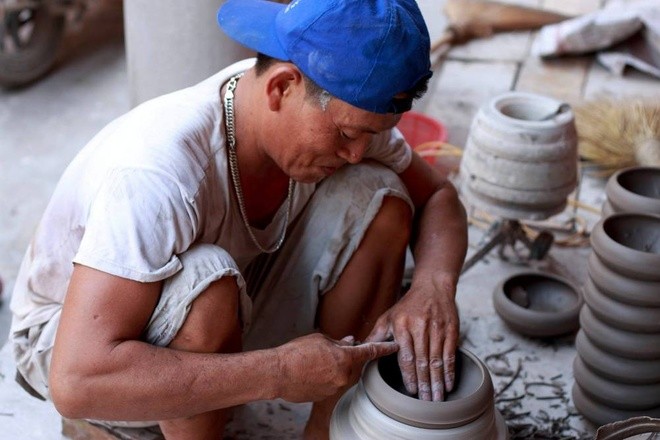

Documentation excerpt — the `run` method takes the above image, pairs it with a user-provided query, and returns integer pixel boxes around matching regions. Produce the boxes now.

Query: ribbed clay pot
[573,356,660,411]
[587,253,660,307]
[590,213,660,281]
[329,349,509,439]
[572,383,660,427]
[582,278,660,333]
[603,166,660,216]
[459,91,578,220]
[594,416,660,440]
[579,306,660,360]
[493,272,582,338]
[575,331,660,384]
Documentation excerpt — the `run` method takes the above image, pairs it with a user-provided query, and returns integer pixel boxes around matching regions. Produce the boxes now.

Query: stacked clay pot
[572,212,660,426]
[459,91,578,221]
[329,348,509,439]
[601,166,660,217]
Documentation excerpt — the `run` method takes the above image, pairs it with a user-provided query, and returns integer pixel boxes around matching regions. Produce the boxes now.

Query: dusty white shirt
[10,58,413,333]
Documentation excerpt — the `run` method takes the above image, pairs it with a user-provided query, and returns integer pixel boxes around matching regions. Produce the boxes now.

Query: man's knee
[368,196,413,247]
[170,276,242,354]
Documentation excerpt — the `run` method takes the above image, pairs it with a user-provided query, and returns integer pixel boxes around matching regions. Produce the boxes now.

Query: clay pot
[579,306,660,360]
[587,253,660,307]
[595,416,660,440]
[572,383,660,427]
[459,91,578,220]
[604,166,660,215]
[492,272,582,337]
[590,214,660,281]
[575,331,660,385]
[329,348,509,439]
[582,278,660,333]
[573,356,660,411]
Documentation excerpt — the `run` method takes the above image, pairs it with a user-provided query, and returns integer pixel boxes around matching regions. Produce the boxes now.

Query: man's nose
[339,140,368,164]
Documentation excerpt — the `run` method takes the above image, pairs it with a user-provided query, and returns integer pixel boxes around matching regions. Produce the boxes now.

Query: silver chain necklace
[223,73,296,253]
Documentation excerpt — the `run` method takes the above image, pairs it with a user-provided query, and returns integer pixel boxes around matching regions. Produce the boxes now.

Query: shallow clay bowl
[605,166,660,215]
[364,348,494,429]
[493,272,582,337]
[575,331,660,385]
[573,356,660,411]
[591,213,660,281]
[572,383,660,427]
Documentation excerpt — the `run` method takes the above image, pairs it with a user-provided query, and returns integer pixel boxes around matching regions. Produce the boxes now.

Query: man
[9,0,467,438]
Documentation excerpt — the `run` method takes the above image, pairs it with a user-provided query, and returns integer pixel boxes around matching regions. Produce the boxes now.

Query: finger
[351,341,399,363]
[339,335,356,346]
[429,321,445,401]
[413,328,432,401]
[396,331,418,396]
[365,316,392,343]
[443,328,459,393]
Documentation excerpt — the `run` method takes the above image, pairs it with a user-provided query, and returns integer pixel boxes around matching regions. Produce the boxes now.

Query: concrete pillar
[123,0,253,107]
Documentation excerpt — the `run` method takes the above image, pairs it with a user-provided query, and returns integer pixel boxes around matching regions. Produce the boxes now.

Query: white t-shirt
[10,59,413,333]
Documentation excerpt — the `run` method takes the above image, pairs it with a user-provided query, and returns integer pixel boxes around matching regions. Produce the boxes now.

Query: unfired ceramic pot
[582,278,660,333]
[329,349,509,439]
[573,356,660,411]
[602,166,660,216]
[590,214,660,281]
[572,383,660,428]
[587,253,660,307]
[575,331,660,384]
[459,91,578,220]
[493,272,582,338]
[594,416,660,440]
[579,306,660,360]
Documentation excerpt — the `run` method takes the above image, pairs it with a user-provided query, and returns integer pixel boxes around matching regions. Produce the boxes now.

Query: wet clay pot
[579,306,660,360]
[587,253,660,307]
[493,272,582,338]
[329,348,509,439]
[572,383,660,427]
[459,91,578,220]
[594,416,660,440]
[603,166,660,216]
[582,278,660,333]
[573,356,660,411]
[590,214,660,281]
[575,331,660,385]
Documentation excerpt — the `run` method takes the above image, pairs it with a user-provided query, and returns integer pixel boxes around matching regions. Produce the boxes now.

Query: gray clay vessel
[605,166,660,215]
[591,213,660,281]
[579,306,660,360]
[573,356,660,411]
[329,348,509,439]
[572,383,660,427]
[582,278,660,333]
[492,272,582,337]
[594,416,660,440]
[587,253,660,307]
[575,331,660,384]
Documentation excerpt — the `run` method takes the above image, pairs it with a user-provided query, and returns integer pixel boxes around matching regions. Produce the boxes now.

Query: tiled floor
[1,0,659,439]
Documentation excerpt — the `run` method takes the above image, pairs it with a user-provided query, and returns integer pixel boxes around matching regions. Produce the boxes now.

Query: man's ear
[264,64,304,111]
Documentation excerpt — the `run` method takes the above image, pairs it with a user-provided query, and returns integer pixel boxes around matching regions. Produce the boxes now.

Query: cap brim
[217,0,289,61]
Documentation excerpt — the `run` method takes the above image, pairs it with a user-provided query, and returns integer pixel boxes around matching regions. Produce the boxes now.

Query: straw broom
[574,100,660,177]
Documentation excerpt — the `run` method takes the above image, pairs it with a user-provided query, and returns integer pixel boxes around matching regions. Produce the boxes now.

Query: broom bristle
[574,99,660,177]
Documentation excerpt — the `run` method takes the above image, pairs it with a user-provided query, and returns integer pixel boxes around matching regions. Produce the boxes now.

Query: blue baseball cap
[217,0,432,114]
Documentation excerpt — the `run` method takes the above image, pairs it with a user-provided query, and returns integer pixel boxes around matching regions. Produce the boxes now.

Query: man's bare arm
[50,264,398,421]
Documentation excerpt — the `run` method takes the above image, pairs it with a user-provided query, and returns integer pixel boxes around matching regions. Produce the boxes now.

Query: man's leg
[304,195,412,439]
[158,276,242,440]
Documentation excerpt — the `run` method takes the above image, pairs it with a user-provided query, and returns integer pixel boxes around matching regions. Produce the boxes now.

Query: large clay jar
[493,272,582,338]
[602,166,660,216]
[574,212,660,426]
[329,348,509,439]
[459,91,578,220]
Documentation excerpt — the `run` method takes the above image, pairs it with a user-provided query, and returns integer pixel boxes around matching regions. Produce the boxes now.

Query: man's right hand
[274,333,398,402]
